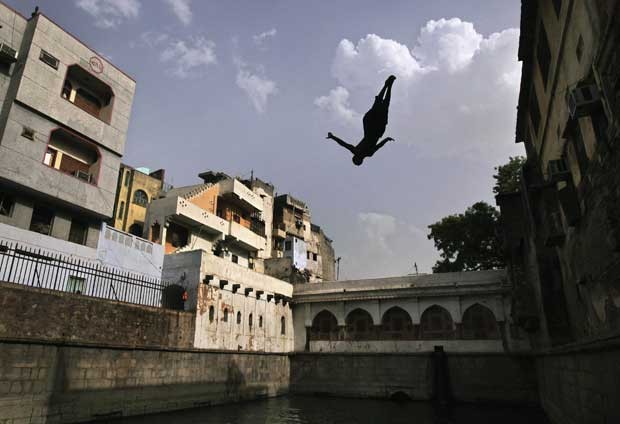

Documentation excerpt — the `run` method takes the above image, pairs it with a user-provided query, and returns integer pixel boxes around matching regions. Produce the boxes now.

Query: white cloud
[314,86,360,126]
[163,0,192,25]
[157,36,217,78]
[75,0,140,28]
[253,28,277,46]
[236,67,278,113]
[317,18,523,161]
[413,18,482,73]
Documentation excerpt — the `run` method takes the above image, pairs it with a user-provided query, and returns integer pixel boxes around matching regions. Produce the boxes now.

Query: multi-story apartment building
[497,2,619,422]
[112,164,165,236]
[0,5,136,249]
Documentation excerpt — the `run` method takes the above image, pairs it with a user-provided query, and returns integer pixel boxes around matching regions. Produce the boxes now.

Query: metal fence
[0,240,171,308]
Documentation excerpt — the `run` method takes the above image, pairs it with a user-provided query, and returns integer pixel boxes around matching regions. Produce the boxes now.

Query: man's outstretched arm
[372,137,394,154]
[327,132,357,155]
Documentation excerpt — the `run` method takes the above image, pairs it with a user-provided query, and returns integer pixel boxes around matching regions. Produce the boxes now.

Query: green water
[109,396,549,424]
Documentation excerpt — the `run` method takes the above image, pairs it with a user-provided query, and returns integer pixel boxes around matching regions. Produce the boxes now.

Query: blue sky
[10,0,524,279]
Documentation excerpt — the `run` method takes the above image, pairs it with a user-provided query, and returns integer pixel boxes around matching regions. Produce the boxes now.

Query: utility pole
[335,257,341,280]
[414,262,419,275]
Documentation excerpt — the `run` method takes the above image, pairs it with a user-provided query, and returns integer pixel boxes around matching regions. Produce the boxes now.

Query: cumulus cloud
[75,0,140,28]
[316,18,522,161]
[137,32,216,78]
[163,0,192,25]
[253,28,277,46]
[314,86,360,126]
[236,67,278,113]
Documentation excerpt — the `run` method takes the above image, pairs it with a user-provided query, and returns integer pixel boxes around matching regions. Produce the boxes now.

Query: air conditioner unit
[75,170,92,183]
[567,84,601,118]
[0,43,18,63]
[547,158,570,182]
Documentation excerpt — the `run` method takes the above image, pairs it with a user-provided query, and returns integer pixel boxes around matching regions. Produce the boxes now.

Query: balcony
[150,196,228,235]
[218,179,263,212]
[273,223,286,240]
[228,221,267,252]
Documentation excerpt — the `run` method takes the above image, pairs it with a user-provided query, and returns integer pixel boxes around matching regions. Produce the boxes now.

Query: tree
[427,202,505,273]
[493,156,526,195]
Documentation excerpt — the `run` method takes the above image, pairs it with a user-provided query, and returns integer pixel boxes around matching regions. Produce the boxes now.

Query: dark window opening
[29,206,54,236]
[124,171,130,187]
[128,223,143,237]
[248,313,253,328]
[576,35,584,62]
[307,251,310,259]
[537,24,552,88]
[0,192,15,216]
[571,122,589,177]
[166,222,189,250]
[311,310,338,340]
[420,305,454,339]
[118,201,125,219]
[68,219,88,245]
[345,309,374,339]
[237,311,242,325]
[285,240,292,251]
[592,110,609,146]
[382,307,413,338]
[223,308,229,322]
[233,214,241,223]
[44,129,100,185]
[232,254,239,264]
[209,305,215,323]
[552,0,562,18]
[162,284,185,310]
[21,126,34,140]
[259,316,263,328]
[62,65,113,123]
[313,253,318,261]
[461,304,500,339]
[281,316,286,335]
[39,49,59,69]
[530,88,541,135]
[133,190,148,207]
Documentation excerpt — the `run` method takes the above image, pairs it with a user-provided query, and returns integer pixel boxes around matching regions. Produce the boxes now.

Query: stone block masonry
[0,342,290,423]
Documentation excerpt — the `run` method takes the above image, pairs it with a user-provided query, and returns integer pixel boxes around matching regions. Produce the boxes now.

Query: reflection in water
[110,396,549,424]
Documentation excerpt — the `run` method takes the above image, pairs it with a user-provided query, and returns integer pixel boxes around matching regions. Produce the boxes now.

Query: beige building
[0,5,135,249]
[112,164,165,236]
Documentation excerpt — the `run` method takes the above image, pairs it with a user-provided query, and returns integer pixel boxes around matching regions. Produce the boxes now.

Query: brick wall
[0,342,290,423]
[536,339,620,424]
[290,352,538,404]
[0,282,195,349]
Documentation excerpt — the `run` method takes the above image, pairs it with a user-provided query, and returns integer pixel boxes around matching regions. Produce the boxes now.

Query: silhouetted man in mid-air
[326,75,396,166]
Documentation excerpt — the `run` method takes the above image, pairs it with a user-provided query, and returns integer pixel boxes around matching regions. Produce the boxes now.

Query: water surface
[111,396,549,424]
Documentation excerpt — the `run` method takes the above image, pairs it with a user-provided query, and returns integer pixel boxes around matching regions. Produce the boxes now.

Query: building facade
[112,164,165,236]
[501,0,620,349]
[0,5,135,249]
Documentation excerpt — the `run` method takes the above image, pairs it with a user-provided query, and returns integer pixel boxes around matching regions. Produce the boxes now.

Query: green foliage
[493,156,526,195]
[427,202,505,273]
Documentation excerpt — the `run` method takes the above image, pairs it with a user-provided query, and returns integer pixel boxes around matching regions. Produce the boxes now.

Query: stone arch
[312,304,344,326]
[420,305,454,339]
[311,310,339,340]
[345,308,374,340]
[461,303,500,339]
[381,306,414,339]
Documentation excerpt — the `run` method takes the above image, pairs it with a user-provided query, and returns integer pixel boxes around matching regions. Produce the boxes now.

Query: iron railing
[0,240,173,308]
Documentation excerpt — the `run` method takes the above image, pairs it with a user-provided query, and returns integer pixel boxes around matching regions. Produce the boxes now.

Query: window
[536,24,552,88]
[133,190,148,207]
[124,170,130,186]
[281,316,286,335]
[248,258,254,270]
[576,35,583,62]
[118,201,124,219]
[530,88,541,135]
[237,311,242,325]
[62,65,113,123]
[0,192,15,216]
[66,276,86,294]
[311,310,338,339]
[223,308,229,322]
[285,240,292,251]
[21,126,34,140]
[233,214,241,223]
[39,49,59,69]
[420,305,454,339]
[209,305,215,323]
[29,206,54,235]
[44,129,100,185]
[345,309,374,339]
[461,304,500,339]
[249,313,253,328]
[259,316,263,328]
[313,253,318,261]
[68,220,88,245]
[307,251,311,260]
[552,0,561,17]
[232,254,238,264]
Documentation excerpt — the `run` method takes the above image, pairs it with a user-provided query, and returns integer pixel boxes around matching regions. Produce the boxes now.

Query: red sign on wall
[89,56,104,74]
